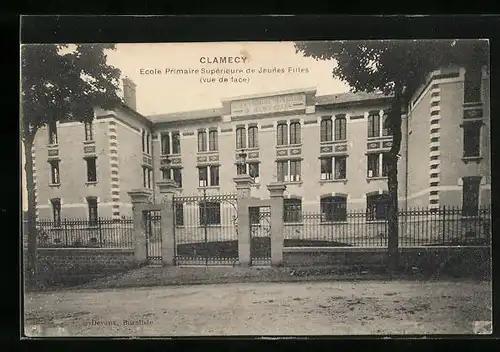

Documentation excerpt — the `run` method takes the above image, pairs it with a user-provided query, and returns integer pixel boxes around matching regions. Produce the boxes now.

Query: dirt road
[24,280,491,336]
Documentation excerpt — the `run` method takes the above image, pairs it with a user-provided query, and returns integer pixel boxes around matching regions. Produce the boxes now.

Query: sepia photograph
[21,40,492,336]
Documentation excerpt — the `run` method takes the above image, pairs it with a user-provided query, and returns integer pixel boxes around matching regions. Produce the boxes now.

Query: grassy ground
[24,280,492,336]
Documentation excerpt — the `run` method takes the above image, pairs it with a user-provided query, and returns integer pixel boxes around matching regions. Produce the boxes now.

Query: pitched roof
[315,91,391,105]
[146,90,391,123]
[148,107,222,123]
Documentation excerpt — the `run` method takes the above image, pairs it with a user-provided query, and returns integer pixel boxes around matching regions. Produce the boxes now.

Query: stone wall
[283,246,490,277]
[35,248,138,286]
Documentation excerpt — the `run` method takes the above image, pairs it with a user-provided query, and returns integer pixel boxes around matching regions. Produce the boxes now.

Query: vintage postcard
[21,40,491,336]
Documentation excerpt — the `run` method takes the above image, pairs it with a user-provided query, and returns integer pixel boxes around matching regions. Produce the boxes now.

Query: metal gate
[143,210,162,265]
[173,193,238,266]
[249,206,271,266]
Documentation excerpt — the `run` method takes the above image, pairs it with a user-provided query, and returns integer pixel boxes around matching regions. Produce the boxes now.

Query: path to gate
[173,193,239,266]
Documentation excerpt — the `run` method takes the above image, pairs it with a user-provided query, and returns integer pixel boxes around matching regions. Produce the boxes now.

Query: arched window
[289,121,301,144]
[248,126,259,148]
[236,127,246,149]
[198,130,207,152]
[320,117,332,142]
[334,115,346,141]
[320,195,347,222]
[277,123,288,145]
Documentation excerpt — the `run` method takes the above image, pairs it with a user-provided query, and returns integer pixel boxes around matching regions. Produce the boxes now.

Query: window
[366,193,389,221]
[321,158,333,180]
[334,156,347,179]
[209,130,218,151]
[368,112,380,138]
[84,121,93,141]
[51,198,61,227]
[199,201,221,225]
[277,123,288,145]
[172,168,182,188]
[236,127,246,149]
[210,165,220,186]
[198,165,219,187]
[290,121,301,144]
[86,157,97,182]
[87,197,98,226]
[143,167,152,188]
[322,157,347,180]
[175,203,184,226]
[248,126,258,148]
[48,121,58,145]
[321,196,347,222]
[161,134,170,155]
[49,160,60,184]
[462,177,480,217]
[198,166,208,187]
[290,160,301,182]
[334,116,347,141]
[172,132,181,154]
[382,153,390,177]
[284,198,302,223]
[367,153,380,178]
[146,133,150,154]
[463,121,481,157]
[277,160,288,182]
[464,65,482,103]
[198,130,207,152]
[141,130,146,152]
[382,111,391,136]
[248,162,260,183]
[320,117,333,142]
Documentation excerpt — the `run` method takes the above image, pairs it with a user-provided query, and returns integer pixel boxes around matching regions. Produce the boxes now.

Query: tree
[294,39,489,271]
[21,44,122,276]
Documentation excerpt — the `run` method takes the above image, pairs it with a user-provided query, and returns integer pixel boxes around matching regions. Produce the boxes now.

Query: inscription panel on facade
[231,93,306,117]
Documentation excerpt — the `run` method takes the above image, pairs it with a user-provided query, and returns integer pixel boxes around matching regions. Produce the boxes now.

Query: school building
[31,64,490,224]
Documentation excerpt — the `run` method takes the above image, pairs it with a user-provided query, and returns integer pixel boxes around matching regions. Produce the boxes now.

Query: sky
[21,42,350,210]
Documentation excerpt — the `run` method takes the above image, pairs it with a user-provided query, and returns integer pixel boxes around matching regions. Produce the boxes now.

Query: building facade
[31,66,490,223]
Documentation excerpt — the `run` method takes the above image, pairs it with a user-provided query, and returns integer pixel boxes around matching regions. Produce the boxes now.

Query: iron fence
[284,206,491,247]
[173,193,239,266]
[35,217,134,248]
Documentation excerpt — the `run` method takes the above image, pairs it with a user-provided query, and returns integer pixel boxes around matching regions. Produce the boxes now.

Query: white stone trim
[108,121,120,219]
[429,193,439,201]
[430,131,440,139]
[429,159,440,167]
[430,150,440,157]
[430,105,441,113]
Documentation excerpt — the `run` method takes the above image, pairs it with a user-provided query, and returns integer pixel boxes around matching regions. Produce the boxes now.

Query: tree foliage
[21,44,122,276]
[21,44,122,142]
[294,40,488,104]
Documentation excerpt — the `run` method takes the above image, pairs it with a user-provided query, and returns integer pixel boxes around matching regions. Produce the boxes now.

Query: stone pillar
[128,189,153,264]
[157,179,179,266]
[267,182,286,267]
[234,175,253,267]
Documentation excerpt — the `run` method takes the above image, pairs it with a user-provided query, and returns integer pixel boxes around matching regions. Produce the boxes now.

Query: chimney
[122,77,137,111]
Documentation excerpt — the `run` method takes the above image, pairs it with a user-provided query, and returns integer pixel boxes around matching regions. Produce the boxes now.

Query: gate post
[234,175,253,267]
[157,179,178,266]
[267,182,286,267]
[128,188,153,265]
